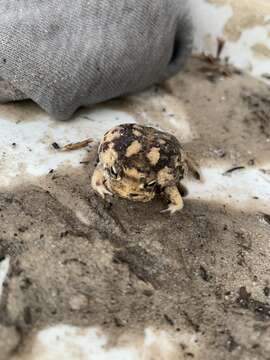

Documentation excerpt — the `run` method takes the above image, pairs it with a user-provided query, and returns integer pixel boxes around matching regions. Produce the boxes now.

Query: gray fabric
[0,0,193,120]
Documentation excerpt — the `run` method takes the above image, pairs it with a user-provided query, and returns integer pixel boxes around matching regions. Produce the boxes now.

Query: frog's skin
[91,123,200,214]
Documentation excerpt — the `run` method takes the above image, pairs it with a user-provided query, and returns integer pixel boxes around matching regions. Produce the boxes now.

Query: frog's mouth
[105,177,155,202]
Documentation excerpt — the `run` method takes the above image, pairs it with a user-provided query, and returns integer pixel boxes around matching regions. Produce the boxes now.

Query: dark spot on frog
[100,141,110,152]
[113,136,135,154]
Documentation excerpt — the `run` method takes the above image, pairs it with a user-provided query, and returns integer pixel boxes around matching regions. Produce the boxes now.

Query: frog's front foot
[161,185,183,214]
[91,165,112,199]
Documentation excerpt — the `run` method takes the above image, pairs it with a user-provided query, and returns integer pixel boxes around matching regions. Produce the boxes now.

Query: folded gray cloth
[0,0,193,120]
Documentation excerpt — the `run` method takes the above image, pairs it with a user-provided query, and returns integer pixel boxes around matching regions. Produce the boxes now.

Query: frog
[91,123,200,214]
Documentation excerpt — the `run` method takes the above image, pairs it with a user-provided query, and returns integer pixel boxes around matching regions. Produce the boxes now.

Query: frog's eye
[144,180,156,189]
[109,166,121,180]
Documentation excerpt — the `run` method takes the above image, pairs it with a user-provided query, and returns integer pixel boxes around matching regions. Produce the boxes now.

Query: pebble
[69,294,89,311]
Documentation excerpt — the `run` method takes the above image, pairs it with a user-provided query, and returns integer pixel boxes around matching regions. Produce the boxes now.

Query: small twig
[223,166,245,176]
[216,37,225,59]
[61,138,93,151]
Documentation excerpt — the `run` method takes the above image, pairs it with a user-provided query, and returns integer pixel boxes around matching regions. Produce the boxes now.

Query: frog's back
[100,123,183,173]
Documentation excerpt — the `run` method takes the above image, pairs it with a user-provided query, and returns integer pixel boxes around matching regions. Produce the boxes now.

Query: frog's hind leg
[177,182,189,197]
[161,185,184,214]
[185,154,202,181]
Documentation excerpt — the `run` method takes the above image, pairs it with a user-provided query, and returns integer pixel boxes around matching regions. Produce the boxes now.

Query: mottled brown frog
[91,123,200,214]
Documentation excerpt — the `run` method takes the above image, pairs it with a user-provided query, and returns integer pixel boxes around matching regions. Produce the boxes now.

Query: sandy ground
[0,57,270,360]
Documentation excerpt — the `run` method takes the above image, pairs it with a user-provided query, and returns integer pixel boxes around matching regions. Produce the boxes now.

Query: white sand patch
[222,25,270,82]
[184,163,270,213]
[189,0,233,54]
[0,109,135,188]
[14,326,201,360]
[189,0,270,84]
[126,92,194,142]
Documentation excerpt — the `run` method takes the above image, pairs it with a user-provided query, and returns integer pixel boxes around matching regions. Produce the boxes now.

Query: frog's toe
[161,185,184,215]
[91,167,112,198]
[161,202,183,215]
[95,183,112,198]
